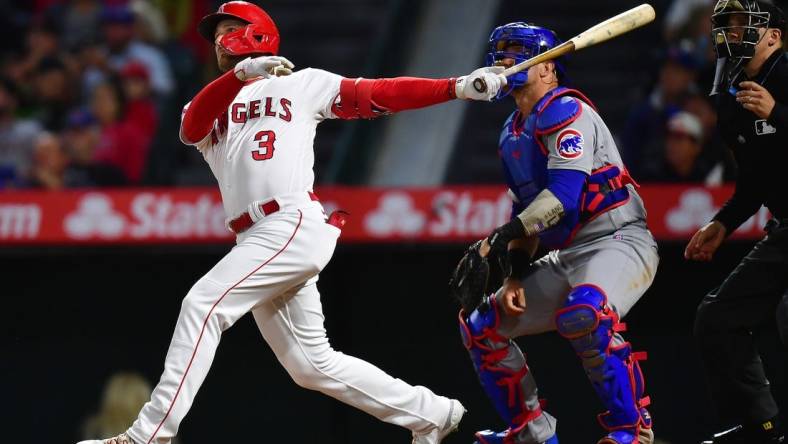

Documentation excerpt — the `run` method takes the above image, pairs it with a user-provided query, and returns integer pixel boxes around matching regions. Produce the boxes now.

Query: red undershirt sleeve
[332,76,457,119]
[181,70,244,144]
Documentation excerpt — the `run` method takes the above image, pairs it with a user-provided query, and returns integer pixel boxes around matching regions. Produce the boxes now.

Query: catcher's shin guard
[555,285,652,444]
[459,296,550,443]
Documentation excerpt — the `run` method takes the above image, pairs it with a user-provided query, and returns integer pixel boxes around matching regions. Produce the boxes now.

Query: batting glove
[455,66,507,101]
[485,218,526,260]
[234,55,295,81]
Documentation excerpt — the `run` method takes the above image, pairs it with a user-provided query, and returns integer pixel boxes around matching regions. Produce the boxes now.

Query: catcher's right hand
[449,240,490,313]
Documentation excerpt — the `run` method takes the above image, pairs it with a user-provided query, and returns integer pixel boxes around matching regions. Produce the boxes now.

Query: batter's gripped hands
[736,81,776,119]
[234,55,295,81]
[501,277,527,316]
[685,220,727,262]
[455,66,507,101]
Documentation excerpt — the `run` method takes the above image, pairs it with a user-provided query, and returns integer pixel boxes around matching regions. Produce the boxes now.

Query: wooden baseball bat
[473,3,656,93]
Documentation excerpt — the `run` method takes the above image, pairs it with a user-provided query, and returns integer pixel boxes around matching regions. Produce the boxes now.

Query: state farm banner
[0,185,771,245]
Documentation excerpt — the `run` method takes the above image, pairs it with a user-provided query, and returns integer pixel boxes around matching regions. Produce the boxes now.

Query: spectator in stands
[665,3,719,92]
[153,0,213,63]
[664,0,714,42]
[129,0,168,45]
[621,42,700,176]
[0,76,42,188]
[684,93,732,184]
[5,17,62,86]
[31,57,77,131]
[684,94,717,142]
[28,131,68,189]
[91,80,149,184]
[119,62,158,147]
[62,108,126,187]
[101,5,174,100]
[54,0,103,51]
[78,37,114,103]
[639,111,720,184]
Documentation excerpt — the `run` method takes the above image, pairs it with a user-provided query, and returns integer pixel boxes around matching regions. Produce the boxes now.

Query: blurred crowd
[0,0,219,189]
[622,0,749,186]
[0,0,784,190]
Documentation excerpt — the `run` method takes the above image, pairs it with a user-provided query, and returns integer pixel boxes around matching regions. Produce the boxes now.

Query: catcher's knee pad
[459,296,544,430]
[555,285,651,437]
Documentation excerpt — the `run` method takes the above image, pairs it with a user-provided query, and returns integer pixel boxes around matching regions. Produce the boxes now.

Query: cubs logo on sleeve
[556,128,584,159]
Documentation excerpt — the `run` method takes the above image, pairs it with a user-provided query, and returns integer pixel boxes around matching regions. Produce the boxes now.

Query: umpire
[685,1,788,443]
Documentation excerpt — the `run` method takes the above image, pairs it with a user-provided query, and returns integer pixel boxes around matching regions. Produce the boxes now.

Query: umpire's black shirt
[714,49,788,231]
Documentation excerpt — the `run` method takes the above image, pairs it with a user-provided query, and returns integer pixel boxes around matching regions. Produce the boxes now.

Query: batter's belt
[227,191,320,234]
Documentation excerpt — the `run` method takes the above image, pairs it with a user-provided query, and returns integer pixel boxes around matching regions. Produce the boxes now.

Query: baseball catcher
[454,22,659,444]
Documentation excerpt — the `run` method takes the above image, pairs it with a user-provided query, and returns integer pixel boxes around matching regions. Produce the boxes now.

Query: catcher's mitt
[449,240,490,313]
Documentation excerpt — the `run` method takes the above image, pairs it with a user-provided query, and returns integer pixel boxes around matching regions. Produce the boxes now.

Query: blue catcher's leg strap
[554,285,652,444]
[459,296,549,442]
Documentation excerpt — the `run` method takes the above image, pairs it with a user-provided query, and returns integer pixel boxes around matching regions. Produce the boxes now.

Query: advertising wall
[0,185,773,245]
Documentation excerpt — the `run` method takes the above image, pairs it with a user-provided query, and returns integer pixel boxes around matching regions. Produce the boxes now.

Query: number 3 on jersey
[252,130,276,161]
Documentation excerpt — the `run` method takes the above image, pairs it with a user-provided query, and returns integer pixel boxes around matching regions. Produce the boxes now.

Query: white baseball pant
[125,197,452,444]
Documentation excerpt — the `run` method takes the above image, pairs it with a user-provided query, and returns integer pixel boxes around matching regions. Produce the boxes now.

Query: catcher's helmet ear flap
[198,1,280,56]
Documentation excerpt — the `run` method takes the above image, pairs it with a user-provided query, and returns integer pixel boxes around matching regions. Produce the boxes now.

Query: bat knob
[472,77,488,94]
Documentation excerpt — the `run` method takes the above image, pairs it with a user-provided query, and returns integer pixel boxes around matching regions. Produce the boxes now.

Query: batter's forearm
[514,189,566,237]
[332,77,456,119]
[181,70,244,143]
[370,77,457,111]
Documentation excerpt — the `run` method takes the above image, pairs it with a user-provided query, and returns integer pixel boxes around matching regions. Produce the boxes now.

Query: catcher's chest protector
[499,87,632,249]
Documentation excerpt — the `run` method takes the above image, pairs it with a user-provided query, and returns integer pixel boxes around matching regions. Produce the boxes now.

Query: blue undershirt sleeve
[546,168,587,219]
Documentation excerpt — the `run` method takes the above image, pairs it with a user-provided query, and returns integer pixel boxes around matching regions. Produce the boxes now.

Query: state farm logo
[65,194,125,238]
[63,192,231,240]
[128,193,228,238]
[430,191,511,236]
[364,192,426,236]
[665,189,717,233]
[362,190,512,238]
[665,188,770,234]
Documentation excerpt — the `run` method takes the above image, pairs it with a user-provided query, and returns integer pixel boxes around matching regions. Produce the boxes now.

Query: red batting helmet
[198,1,280,56]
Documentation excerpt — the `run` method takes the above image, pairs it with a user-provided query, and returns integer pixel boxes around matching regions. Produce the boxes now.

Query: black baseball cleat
[701,419,785,444]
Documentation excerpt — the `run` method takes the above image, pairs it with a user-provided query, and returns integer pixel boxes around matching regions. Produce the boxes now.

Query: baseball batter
[455,23,659,444]
[77,2,508,444]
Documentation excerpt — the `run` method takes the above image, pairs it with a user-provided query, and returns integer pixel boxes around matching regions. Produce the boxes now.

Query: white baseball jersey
[180,68,343,219]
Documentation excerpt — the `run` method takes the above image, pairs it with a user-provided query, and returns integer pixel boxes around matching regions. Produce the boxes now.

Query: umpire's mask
[710,0,786,95]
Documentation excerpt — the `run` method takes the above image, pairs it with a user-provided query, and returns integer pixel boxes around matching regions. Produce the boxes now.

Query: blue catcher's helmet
[485,22,565,100]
